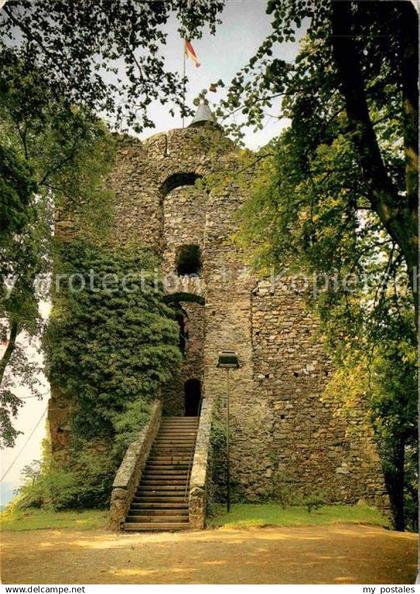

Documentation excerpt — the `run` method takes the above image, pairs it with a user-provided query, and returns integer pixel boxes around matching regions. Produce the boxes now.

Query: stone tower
[50,105,387,507]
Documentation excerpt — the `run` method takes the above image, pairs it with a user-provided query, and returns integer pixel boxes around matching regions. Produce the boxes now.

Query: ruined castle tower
[49,105,387,506]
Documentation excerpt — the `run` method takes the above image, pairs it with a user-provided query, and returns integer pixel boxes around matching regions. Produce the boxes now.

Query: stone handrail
[109,399,162,530]
[189,398,213,529]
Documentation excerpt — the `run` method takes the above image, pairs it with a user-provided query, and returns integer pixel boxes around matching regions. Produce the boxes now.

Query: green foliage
[325,320,417,531]
[0,1,224,131]
[0,144,37,237]
[28,240,182,508]
[208,418,228,509]
[16,465,80,511]
[112,399,152,461]
[16,445,122,511]
[46,241,181,443]
[0,59,117,446]
[237,108,416,530]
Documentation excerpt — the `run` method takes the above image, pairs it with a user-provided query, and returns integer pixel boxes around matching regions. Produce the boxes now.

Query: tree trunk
[0,320,19,386]
[330,1,418,322]
[384,437,406,531]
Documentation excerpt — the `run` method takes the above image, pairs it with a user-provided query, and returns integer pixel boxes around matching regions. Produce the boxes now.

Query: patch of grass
[0,509,109,531]
[208,503,390,530]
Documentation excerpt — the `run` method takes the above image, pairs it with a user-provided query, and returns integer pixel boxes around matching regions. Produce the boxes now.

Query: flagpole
[182,40,186,129]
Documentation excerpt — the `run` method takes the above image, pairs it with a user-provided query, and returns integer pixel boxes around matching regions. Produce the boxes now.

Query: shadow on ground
[1,524,417,584]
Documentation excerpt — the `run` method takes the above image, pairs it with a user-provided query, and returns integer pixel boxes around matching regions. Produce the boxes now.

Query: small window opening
[176,313,189,355]
[176,245,202,276]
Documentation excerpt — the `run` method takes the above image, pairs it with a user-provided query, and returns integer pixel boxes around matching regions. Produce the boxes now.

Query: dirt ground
[1,524,417,584]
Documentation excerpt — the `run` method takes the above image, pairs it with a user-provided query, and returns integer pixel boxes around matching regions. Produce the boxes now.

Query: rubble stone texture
[50,116,388,509]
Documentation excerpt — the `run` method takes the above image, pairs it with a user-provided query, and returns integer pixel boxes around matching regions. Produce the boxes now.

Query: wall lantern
[217,351,240,369]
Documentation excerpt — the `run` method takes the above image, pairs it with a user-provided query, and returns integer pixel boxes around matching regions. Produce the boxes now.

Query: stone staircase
[124,416,199,531]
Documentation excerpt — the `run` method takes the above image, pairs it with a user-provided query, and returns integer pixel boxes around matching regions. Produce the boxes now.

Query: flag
[184,40,201,68]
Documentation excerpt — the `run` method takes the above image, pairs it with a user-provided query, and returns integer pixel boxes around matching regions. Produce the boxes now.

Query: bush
[15,446,117,511]
[14,466,80,511]
[111,399,151,460]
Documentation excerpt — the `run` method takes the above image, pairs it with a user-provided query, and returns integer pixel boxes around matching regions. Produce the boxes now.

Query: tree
[0,0,224,131]
[222,0,418,316]
[224,3,418,527]
[0,1,224,445]
[234,72,417,531]
[0,62,116,446]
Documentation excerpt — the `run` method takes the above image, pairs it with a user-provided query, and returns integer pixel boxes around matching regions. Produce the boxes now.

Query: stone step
[124,522,190,531]
[142,473,189,478]
[123,415,198,529]
[138,494,188,499]
[141,476,188,481]
[158,429,197,433]
[139,485,186,491]
[147,456,191,461]
[160,422,198,427]
[143,467,189,472]
[135,496,187,503]
[143,468,188,478]
[128,509,189,516]
[137,485,188,491]
[153,446,194,450]
[137,473,190,480]
[159,421,198,431]
[147,458,191,463]
[131,502,189,509]
[127,515,188,522]
[156,435,195,439]
[158,428,198,432]
[133,491,188,503]
[153,445,195,450]
[154,437,195,446]
[137,492,188,499]
[160,427,197,430]
[136,481,189,494]
[145,468,190,473]
[155,441,195,445]
[159,427,197,431]
[162,416,198,419]
[145,463,191,467]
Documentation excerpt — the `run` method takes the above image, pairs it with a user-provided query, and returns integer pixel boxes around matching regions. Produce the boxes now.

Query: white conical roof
[189,102,216,127]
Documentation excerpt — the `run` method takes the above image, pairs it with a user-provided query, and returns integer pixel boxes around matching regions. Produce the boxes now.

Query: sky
[1,0,303,505]
[136,0,302,149]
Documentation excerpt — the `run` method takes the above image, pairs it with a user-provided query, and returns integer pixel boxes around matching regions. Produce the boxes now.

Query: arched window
[161,172,202,198]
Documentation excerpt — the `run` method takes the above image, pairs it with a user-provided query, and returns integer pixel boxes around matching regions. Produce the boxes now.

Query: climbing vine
[30,240,183,508]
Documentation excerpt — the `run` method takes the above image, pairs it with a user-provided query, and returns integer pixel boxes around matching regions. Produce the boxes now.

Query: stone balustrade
[109,400,162,531]
[189,398,213,529]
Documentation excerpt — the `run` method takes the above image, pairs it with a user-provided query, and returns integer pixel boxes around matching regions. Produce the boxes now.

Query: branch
[0,320,19,387]
[235,152,274,175]
[330,1,418,307]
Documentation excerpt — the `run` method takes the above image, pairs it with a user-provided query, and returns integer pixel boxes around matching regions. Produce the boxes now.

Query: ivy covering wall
[20,240,181,509]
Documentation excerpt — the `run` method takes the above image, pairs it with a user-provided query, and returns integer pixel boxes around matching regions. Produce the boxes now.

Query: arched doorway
[184,378,201,417]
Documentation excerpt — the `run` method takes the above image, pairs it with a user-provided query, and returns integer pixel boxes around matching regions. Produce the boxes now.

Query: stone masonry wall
[50,119,388,508]
[251,280,387,506]
[162,301,205,416]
